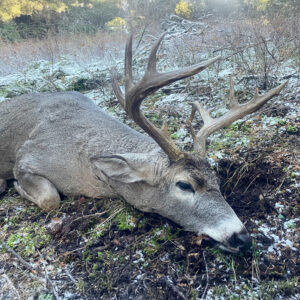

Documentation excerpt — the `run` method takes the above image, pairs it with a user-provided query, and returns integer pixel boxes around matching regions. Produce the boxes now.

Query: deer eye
[176,181,195,193]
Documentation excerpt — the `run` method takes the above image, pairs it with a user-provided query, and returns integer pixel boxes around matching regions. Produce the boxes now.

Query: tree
[0,0,68,22]
[175,0,192,19]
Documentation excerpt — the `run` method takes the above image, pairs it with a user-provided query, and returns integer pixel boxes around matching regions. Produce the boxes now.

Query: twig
[90,207,124,234]
[39,253,60,300]
[1,239,60,300]
[0,239,35,271]
[201,251,209,300]
[65,269,77,285]
[45,271,59,300]
[68,211,107,227]
[0,274,21,299]
[231,258,237,287]
[161,276,187,300]
[135,24,149,51]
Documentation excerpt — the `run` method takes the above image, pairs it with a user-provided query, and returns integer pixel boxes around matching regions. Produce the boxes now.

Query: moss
[143,225,180,257]
[210,277,299,299]
[89,221,109,239]
[143,239,161,256]
[76,279,86,292]
[261,278,299,297]
[227,120,253,133]
[1,222,51,257]
[115,208,138,231]
[37,293,55,300]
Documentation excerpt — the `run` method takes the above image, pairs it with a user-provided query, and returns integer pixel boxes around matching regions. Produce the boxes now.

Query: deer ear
[91,154,155,184]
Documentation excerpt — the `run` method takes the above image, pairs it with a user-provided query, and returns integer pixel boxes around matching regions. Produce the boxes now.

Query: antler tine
[187,102,214,156]
[189,79,289,157]
[111,33,134,108]
[111,68,125,108]
[125,33,134,92]
[229,76,238,108]
[146,33,166,73]
[125,33,221,110]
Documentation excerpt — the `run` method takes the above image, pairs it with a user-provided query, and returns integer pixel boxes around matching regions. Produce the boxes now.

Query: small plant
[286,125,297,134]
[116,209,136,231]
[2,223,51,257]
[144,239,161,256]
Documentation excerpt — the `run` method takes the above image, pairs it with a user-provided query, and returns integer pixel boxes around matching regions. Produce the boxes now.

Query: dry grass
[0,31,127,76]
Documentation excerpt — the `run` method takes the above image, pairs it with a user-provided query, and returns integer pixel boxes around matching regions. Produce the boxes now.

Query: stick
[68,211,107,227]
[162,276,187,300]
[65,269,77,285]
[45,271,59,300]
[201,251,209,300]
[0,239,35,271]
[0,274,21,300]
[1,239,60,299]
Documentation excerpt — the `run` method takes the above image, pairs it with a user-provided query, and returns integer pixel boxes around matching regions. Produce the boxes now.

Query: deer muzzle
[202,217,252,253]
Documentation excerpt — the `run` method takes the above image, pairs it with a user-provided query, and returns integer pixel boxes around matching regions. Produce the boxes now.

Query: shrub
[0,21,21,42]
[106,17,127,31]
[175,0,192,19]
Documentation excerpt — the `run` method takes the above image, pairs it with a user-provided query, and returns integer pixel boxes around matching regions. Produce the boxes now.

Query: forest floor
[0,16,299,299]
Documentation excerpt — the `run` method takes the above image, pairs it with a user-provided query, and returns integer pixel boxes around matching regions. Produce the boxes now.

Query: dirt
[0,133,299,299]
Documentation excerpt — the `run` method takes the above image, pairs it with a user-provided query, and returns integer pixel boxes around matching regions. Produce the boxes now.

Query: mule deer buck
[0,34,287,253]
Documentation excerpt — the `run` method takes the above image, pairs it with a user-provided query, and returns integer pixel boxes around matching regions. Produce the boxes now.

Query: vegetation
[175,0,192,19]
[0,0,299,41]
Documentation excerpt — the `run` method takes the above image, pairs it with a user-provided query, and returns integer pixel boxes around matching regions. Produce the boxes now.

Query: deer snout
[203,217,252,253]
[227,228,252,252]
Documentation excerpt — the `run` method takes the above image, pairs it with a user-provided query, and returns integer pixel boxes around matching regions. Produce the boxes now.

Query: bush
[0,21,21,42]
[175,0,192,19]
[106,17,127,31]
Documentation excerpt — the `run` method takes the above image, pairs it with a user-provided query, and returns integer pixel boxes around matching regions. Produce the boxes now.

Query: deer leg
[14,173,60,211]
[0,179,7,194]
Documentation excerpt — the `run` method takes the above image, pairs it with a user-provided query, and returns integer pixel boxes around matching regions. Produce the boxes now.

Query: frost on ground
[0,23,299,299]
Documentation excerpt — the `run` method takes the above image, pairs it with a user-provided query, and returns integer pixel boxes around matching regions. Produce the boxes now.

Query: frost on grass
[0,56,113,101]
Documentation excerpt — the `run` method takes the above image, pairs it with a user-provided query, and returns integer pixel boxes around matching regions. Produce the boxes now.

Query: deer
[0,33,287,253]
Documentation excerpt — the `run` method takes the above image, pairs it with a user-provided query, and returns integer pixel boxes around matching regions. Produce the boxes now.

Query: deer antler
[112,33,221,161]
[187,78,288,157]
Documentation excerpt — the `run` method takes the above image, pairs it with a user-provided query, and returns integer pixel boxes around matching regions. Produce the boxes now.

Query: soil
[0,130,299,299]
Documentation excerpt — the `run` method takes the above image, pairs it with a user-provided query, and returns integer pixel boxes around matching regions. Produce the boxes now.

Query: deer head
[110,33,287,253]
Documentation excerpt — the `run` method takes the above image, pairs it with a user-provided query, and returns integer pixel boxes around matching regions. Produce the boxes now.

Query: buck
[0,34,287,253]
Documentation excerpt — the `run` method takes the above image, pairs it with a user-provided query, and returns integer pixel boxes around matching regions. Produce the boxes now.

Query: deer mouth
[217,234,252,253]
[196,231,252,253]
[217,243,242,254]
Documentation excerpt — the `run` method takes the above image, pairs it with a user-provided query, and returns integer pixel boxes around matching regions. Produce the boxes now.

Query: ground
[0,16,299,299]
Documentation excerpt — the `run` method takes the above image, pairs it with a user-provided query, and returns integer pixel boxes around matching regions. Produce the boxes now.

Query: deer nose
[228,229,252,251]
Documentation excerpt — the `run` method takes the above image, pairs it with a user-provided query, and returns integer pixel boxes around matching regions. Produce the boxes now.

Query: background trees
[0,0,299,42]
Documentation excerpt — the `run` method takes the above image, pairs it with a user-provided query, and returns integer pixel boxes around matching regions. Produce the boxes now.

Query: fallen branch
[65,269,77,285]
[0,239,35,271]
[0,274,21,300]
[161,275,187,300]
[1,239,60,300]
[201,251,209,300]
[45,271,59,300]
[68,210,108,227]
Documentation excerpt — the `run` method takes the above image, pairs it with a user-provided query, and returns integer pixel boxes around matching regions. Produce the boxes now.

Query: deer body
[0,34,287,253]
[0,91,161,197]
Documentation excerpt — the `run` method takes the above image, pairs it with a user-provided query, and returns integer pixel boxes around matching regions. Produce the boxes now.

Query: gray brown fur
[0,91,250,252]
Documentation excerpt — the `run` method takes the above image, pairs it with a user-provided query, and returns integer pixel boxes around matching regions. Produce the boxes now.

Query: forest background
[0,0,299,43]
